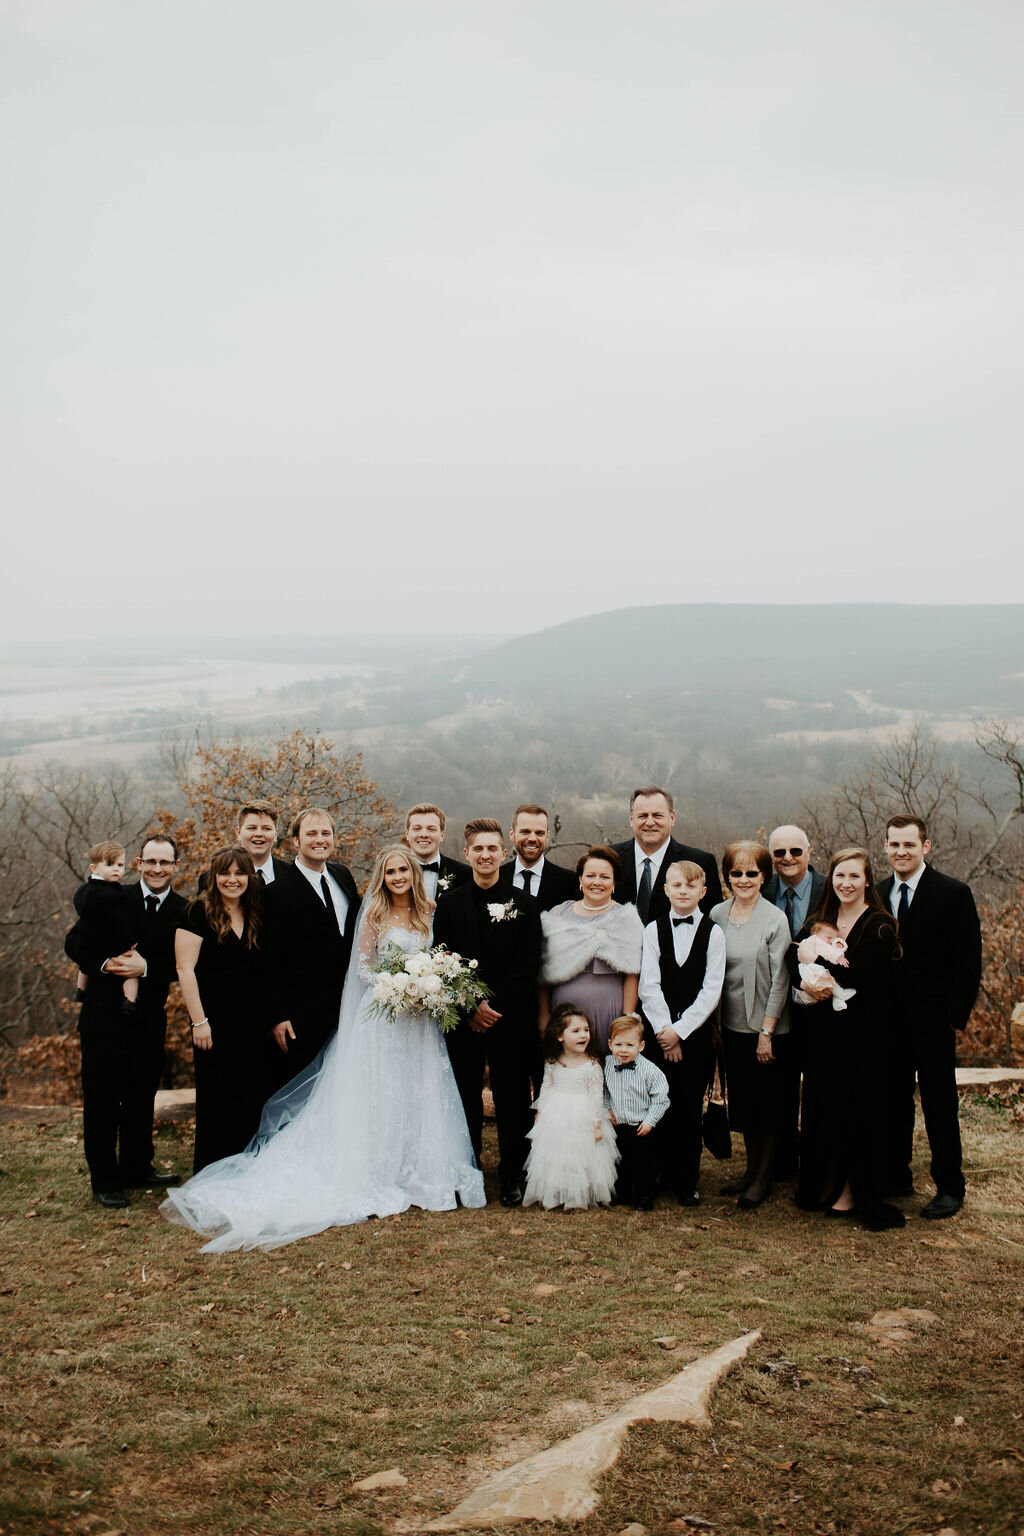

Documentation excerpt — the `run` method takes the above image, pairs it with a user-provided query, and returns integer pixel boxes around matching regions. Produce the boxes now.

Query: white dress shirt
[253,856,276,885]
[513,856,545,894]
[295,859,350,931]
[634,839,670,894]
[638,911,726,1042]
[890,861,927,917]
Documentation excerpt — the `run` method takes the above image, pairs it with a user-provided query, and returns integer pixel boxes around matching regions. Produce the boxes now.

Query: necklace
[580,899,613,913]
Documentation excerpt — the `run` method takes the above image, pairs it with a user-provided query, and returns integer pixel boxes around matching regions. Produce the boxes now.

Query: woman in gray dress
[539,846,644,1056]
[711,839,793,1210]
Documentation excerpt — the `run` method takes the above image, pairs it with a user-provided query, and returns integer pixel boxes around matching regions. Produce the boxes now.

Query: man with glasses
[65,834,187,1206]
[764,827,826,937]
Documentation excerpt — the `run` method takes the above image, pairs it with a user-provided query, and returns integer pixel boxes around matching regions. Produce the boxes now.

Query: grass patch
[1,1102,1022,1535]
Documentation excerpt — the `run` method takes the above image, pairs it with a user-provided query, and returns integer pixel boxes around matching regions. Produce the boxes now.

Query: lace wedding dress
[162,921,485,1250]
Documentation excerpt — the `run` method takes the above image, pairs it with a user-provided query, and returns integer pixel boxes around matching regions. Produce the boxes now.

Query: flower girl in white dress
[523,1004,618,1210]
[163,847,484,1250]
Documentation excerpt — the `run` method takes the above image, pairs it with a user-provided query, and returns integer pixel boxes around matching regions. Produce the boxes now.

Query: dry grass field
[2,1092,1022,1536]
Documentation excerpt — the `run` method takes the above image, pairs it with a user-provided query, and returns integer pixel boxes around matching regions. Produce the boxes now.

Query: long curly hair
[197,845,262,948]
[362,845,432,939]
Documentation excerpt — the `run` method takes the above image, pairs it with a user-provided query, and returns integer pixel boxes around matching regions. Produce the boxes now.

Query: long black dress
[182,906,270,1174]
[793,907,902,1230]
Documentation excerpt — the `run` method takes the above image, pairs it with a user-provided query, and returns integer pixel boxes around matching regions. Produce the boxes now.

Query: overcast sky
[3,1,1021,640]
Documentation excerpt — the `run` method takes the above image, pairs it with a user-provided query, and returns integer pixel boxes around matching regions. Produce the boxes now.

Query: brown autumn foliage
[0,729,397,1101]
[966,885,1024,1064]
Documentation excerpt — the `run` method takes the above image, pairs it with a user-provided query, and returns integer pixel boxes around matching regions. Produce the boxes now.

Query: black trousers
[79,1009,164,1191]
[612,1123,657,1206]
[446,1017,533,1187]
[648,1023,715,1197]
[886,1022,964,1198]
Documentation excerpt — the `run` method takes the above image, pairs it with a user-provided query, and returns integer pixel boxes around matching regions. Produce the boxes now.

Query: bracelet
[190,1018,209,1030]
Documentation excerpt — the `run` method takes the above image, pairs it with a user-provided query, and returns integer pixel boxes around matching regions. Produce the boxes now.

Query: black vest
[656,912,714,1024]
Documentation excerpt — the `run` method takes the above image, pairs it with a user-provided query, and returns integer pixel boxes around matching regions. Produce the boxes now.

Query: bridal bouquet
[367,944,490,1034]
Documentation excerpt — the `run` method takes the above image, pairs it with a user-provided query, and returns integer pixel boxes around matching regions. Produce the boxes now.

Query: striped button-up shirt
[603,1053,670,1130]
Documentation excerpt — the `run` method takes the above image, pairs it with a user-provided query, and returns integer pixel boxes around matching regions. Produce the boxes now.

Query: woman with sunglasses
[711,839,793,1209]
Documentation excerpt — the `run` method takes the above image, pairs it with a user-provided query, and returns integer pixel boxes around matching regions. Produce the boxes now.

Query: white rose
[420,974,442,995]
[404,978,424,1001]
[468,958,478,970]
[486,903,505,920]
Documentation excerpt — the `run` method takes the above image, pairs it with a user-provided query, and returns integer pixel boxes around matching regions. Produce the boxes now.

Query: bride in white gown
[162,846,485,1250]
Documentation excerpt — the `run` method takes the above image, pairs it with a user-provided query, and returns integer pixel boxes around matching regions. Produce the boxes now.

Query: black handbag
[701,1055,732,1160]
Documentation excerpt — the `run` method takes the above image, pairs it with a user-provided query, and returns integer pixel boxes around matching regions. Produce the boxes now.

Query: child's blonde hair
[89,840,125,867]
[665,859,705,884]
[608,1014,644,1045]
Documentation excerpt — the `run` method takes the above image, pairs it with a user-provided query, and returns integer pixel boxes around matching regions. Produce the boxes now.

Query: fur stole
[540,901,644,984]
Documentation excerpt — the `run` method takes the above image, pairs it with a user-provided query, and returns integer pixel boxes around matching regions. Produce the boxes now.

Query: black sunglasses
[729,869,762,880]
[771,847,806,859]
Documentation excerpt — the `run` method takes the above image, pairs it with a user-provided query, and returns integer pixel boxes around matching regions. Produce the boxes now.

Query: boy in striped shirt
[604,1015,669,1210]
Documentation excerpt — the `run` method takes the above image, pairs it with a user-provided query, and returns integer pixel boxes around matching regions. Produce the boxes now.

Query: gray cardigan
[711,895,792,1035]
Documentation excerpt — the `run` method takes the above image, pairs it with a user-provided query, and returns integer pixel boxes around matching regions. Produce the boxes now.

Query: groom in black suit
[65,833,188,1206]
[433,817,542,1206]
[879,814,982,1219]
[263,807,361,1088]
[611,786,722,922]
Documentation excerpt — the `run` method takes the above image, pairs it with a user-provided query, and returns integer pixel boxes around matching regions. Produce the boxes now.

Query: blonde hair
[89,840,125,866]
[363,845,432,938]
[665,859,705,884]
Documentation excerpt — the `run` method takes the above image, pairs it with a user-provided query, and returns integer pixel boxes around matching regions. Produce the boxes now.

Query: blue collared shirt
[772,870,814,934]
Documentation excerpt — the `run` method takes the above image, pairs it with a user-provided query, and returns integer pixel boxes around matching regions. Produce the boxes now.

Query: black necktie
[142,895,159,928]
[422,862,440,873]
[783,887,796,936]
[637,857,653,924]
[897,882,911,925]
[672,915,694,927]
[521,870,534,896]
[614,1061,637,1072]
[320,875,340,931]
[257,868,266,884]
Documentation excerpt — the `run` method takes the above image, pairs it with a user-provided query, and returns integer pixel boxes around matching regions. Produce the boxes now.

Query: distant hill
[449,605,1024,712]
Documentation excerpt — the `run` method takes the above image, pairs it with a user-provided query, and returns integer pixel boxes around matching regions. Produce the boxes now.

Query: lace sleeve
[587,1060,605,1122]
[355,915,379,982]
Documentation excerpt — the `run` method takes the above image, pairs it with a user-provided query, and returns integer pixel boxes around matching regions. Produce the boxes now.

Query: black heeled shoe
[737,1188,770,1210]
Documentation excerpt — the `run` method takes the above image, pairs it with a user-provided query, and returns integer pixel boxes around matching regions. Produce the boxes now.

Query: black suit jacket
[433,883,542,1021]
[877,865,982,1033]
[262,859,361,1030]
[763,867,827,929]
[434,853,472,891]
[497,858,578,913]
[611,837,723,919]
[65,882,188,1026]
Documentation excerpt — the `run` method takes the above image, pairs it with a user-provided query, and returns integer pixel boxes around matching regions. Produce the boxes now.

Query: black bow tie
[614,1061,637,1072]
[421,862,440,873]
[672,915,694,926]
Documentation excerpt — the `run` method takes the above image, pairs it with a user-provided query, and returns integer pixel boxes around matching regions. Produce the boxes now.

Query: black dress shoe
[737,1190,768,1210]
[921,1193,963,1220]
[631,1198,654,1212]
[125,1170,180,1187]
[93,1189,130,1209]
[862,1203,906,1231]
[499,1183,524,1208]
[678,1191,701,1208]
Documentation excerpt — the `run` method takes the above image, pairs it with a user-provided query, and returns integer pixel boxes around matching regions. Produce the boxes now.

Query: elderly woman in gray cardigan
[711,839,794,1210]
[539,845,644,1056]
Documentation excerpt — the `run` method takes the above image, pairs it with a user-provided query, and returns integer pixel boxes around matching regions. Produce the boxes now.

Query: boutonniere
[486,900,519,923]
[438,872,454,893]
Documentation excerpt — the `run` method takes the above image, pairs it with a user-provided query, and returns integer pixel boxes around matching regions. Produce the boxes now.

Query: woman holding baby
[792,847,903,1231]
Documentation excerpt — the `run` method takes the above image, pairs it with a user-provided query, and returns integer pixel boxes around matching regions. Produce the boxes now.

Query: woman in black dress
[176,846,269,1173]
[793,846,904,1231]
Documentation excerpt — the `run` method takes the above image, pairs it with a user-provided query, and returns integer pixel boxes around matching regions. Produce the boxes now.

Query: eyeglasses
[771,848,806,859]
[729,870,762,881]
[140,859,176,868]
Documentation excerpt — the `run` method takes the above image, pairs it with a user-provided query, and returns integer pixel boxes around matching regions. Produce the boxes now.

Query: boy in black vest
[638,860,727,1207]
